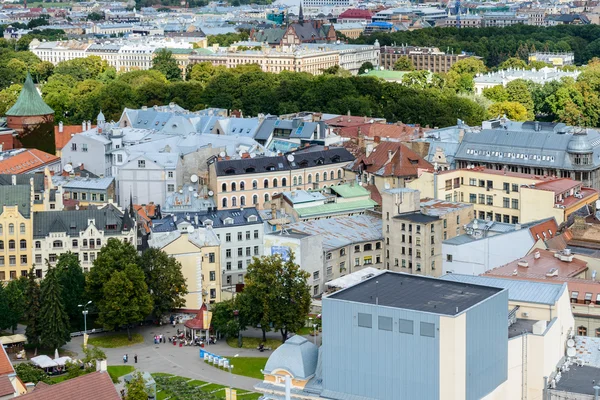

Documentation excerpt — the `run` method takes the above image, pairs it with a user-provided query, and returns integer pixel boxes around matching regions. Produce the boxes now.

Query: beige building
[208,147,355,211]
[32,205,136,277]
[0,185,33,281]
[148,227,222,308]
[382,188,473,277]
[408,167,598,225]
[379,45,470,73]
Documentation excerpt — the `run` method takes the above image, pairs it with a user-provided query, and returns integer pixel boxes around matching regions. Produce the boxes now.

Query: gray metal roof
[328,271,503,316]
[440,274,566,305]
[33,205,133,238]
[263,335,318,380]
[0,185,30,218]
[58,177,115,191]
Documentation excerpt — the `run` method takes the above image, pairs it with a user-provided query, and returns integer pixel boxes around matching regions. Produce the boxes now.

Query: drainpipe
[594,385,600,400]
[543,376,548,400]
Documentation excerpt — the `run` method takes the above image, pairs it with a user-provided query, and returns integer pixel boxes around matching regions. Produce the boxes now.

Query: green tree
[139,248,187,320]
[402,70,430,90]
[24,268,42,351]
[39,264,71,350]
[14,363,48,384]
[0,282,11,331]
[529,60,551,70]
[499,57,527,70]
[488,101,529,121]
[126,372,149,400]
[450,57,487,76]
[210,299,240,339]
[0,84,21,115]
[505,79,535,118]
[54,56,109,81]
[27,15,49,29]
[322,65,352,77]
[5,278,26,333]
[482,85,509,102]
[151,49,182,81]
[358,61,374,75]
[56,252,86,330]
[87,11,104,21]
[393,56,414,71]
[32,61,54,83]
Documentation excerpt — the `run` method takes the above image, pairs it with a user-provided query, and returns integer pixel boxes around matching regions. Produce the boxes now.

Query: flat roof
[393,211,439,223]
[328,271,503,316]
[553,365,600,395]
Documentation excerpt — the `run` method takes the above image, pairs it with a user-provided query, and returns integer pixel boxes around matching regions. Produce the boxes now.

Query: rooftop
[553,365,600,396]
[294,198,377,218]
[20,371,120,400]
[420,198,472,216]
[6,72,54,117]
[393,211,439,223]
[328,271,503,316]
[329,184,371,199]
[0,149,59,174]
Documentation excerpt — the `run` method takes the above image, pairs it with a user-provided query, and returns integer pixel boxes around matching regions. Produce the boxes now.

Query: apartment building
[382,188,473,277]
[148,227,221,308]
[0,185,33,281]
[379,45,470,73]
[32,205,136,277]
[408,167,598,224]
[208,146,354,211]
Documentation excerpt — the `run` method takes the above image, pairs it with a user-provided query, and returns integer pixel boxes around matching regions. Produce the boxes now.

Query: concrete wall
[439,313,467,400]
[214,222,263,286]
[118,156,178,208]
[442,228,535,275]
[521,187,564,224]
[0,205,32,282]
[61,135,108,177]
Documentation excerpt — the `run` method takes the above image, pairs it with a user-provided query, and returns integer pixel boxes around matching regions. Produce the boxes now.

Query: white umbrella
[54,348,59,360]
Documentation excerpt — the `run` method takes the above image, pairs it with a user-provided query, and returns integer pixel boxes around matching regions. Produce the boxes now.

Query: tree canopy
[151,49,182,81]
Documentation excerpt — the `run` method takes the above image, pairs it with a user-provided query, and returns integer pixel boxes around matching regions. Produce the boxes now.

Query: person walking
[134,354,138,363]
[123,354,127,364]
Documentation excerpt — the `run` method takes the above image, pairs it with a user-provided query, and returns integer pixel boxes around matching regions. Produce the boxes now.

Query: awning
[30,355,58,369]
[0,334,27,345]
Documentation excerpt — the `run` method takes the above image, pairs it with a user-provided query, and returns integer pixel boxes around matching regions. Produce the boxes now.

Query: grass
[188,379,208,386]
[228,357,267,380]
[48,375,69,384]
[151,373,263,400]
[88,333,144,348]
[107,365,134,382]
[226,336,282,350]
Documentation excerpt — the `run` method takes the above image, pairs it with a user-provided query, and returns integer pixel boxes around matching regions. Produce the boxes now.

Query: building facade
[379,45,470,73]
[0,185,33,281]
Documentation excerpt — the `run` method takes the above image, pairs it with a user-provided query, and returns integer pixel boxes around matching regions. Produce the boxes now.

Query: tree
[238,254,311,343]
[499,57,527,70]
[15,363,48,384]
[488,101,529,121]
[0,282,11,332]
[402,70,430,90]
[24,268,42,351]
[393,56,414,71]
[87,12,104,21]
[450,57,487,76]
[56,252,86,330]
[0,84,21,115]
[506,79,535,118]
[27,15,50,29]
[39,264,71,350]
[151,49,182,81]
[126,372,149,400]
[482,85,508,102]
[5,278,26,333]
[211,299,240,339]
[139,248,187,320]
[54,56,109,81]
[32,61,54,83]
[321,65,352,77]
[358,61,374,75]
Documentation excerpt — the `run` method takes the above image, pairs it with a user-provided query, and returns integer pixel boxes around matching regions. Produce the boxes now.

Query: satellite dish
[567,347,576,357]
[188,225,195,233]
[193,192,199,198]
[219,151,226,158]
[190,174,199,183]
[208,190,214,196]
[179,189,183,194]
[188,186,194,192]
[250,153,256,158]
[64,164,73,173]
[567,339,575,348]
[287,154,295,162]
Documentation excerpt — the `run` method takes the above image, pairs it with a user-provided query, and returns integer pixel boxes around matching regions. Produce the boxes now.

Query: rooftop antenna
[375,280,379,305]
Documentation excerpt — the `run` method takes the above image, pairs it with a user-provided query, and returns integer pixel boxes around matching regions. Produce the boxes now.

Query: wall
[61,135,107,177]
[118,156,174,208]
[442,228,535,275]
[324,240,383,284]
[214,222,263,286]
[322,298,440,400]
[520,187,564,224]
[439,313,467,400]
[0,205,32,281]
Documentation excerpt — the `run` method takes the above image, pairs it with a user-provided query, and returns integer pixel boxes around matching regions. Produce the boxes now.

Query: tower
[298,1,304,25]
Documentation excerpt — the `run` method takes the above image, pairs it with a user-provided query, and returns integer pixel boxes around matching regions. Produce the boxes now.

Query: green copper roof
[6,72,54,117]
[296,198,377,218]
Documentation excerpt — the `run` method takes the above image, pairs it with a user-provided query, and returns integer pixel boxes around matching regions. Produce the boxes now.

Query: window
[313,285,319,296]
[402,259,406,268]
[222,183,227,192]
[399,319,413,334]
[222,198,228,208]
[246,247,251,256]
[72,239,78,247]
[8,224,13,234]
[273,178,278,188]
[0,240,3,250]
[375,242,381,250]
[100,194,105,202]
[298,176,303,184]
[20,239,26,249]
[357,313,372,328]
[585,293,593,304]
[354,245,360,252]
[340,248,346,256]
[479,180,485,187]
[168,171,174,178]
[364,243,372,251]
[447,254,453,262]
[512,184,518,192]
[338,170,342,179]
[264,193,269,202]
[263,179,269,188]
[167,184,175,192]
[71,143,77,151]
[238,261,243,270]
[0,256,3,266]
[364,256,372,265]
[252,180,258,189]
[315,173,320,183]
[52,240,62,249]
[486,195,493,206]
[237,232,243,241]
[313,271,319,280]
[445,179,452,190]
[8,240,14,250]
[252,195,258,205]
[208,253,215,263]
[307,174,312,183]
[96,239,101,246]
[232,197,237,207]
[578,326,587,336]
[354,257,360,266]
[378,316,392,331]
[210,289,216,299]
[512,199,519,209]
[35,255,41,264]
[138,160,145,168]
[571,291,579,303]
[19,223,25,234]
[92,193,97,201]
[512,216,519,224]
[226,249,231,258]
[469,178,476,186]
[0,224,3,234]
[420,322,435,337]
[9,256,15,266]
[20,255,27,265]
[254,246,259,255]
[231,182,237,192]
[240,196,246,206]
[293,176,297,186]
[478,194,485,204]
[237,247,243,256]
[83,239,88,247]
[209,271,216,281]
[503,197,510,208]
[469,194,476,203]
[254,230,259,239]
[226,262,231,271]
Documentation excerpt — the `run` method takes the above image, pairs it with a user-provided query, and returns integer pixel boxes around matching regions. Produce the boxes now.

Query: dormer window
[331,155,340,163]
[266,165,276,171]
[247,215,258,222]
[224,217,234,225]
[224,168,236,174]
[245,167,255,173]
[204,219,213,226]
[316,158,324,165]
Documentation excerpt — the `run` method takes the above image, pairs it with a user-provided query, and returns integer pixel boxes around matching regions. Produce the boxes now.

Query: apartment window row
[0,223,26,235]
[224,230,260,243]
[357,313,435,337]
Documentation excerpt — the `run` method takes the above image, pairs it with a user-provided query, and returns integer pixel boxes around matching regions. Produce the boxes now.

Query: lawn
[152,373,263,400]
[88,333,144,348]
[107,365,134,382]
[228,357,267,380]
[226,336,282,350]
[296,326,319,335]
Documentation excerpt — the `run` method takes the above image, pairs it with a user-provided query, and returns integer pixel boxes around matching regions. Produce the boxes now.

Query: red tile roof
[184,303,208,330]
[0,345,14,376]
[350,141,433,178]
[336,123,425,141]
[338,8,373,19]
[324,115,384,128]
[533,178,581,194]
[0,375,14,397]
[20,371,119,400]
[54,125,90,152]
[529,219,559,242]
[0,149,59,174]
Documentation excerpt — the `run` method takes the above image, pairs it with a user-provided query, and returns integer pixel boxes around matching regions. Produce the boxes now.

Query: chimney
[194,215,199,225]
[96,359,107,372]
[87,120,92,131]
[357,127,365,150]
[59,121,63,133]
[270,201,277,220]
[82,121,86,131]
[11,175,16,186]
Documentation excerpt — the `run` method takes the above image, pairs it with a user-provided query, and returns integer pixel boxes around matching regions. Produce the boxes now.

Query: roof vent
[517,260,529,268]
[546,268,558,277]
[534,251,541,259]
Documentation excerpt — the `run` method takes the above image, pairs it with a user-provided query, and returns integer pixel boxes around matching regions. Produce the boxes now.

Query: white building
[474,66,580,95]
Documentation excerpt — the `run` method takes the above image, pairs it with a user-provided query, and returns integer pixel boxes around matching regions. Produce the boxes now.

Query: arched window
[264,193,270,202]
[222,183,227,192]
[8,240,15,249]
[35,241,40,249]
[578,326,588,336]
[316,173,320,182]
[323,172,327,181]
[273,178,278,188]
[298,176,303,185]
[307,174,312,183]
[231,182,236,192]
[72,239,78,247]
[240,196,246,206]
[330,171,334,180]
[253,195,258,205]
[8,224,14,234]
[83,239,88,247]
[264,179,269,188]
[51,240,60,249]
[222,197,228,208]
[232,197,237,207]
[252,180,258,189]
[0,224,3,234]
[20,239,26,249]
[282,177,287,187]
[19,223,25,234]
[293,176,297,186]
[240,181,245,190]
[338,169,342,179]
[96,239,101,246]
[0,240,4,250]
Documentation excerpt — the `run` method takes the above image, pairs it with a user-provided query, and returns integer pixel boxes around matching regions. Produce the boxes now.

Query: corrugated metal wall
[322,298,440,400]
[465,290,509,400]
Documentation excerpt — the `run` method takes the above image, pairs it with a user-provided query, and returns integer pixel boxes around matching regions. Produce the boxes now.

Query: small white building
[474,66,580,95]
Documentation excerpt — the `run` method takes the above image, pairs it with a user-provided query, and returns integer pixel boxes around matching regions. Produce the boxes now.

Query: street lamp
[313,323,317,346]
[78,300,92,334]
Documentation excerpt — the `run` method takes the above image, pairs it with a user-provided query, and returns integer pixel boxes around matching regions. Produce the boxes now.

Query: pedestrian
[134,354,138,363]
[123,354,127,364]
[125,354,128,363]
[120,389,125,398]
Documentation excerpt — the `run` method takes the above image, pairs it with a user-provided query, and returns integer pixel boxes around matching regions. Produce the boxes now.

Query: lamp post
[78,300,92,334]
[313,324,317,346]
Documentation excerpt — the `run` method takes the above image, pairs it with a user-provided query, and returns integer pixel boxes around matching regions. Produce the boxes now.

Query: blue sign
[271,246,290,261]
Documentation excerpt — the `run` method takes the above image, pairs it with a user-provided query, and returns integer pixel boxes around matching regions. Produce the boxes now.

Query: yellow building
[408,167,598,225]
[0,184,33,281]
[149,227,222,308]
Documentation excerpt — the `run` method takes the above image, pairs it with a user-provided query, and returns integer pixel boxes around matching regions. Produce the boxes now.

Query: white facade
[474,67,581,95]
